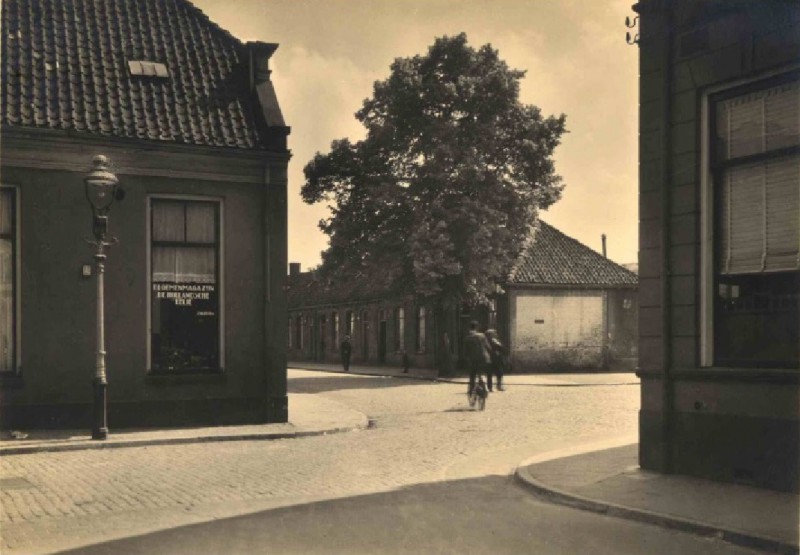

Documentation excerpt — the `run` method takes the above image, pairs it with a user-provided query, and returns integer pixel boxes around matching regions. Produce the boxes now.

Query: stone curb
[514,463,799,555]
[0,423,369,457]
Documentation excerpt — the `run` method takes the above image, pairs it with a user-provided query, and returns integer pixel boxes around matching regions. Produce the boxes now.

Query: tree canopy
[302,33,567,307]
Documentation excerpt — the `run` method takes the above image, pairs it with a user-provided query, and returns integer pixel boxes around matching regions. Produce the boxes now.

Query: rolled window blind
[719,157,799,274]
[716,80,799,160]
[716,79,800,275]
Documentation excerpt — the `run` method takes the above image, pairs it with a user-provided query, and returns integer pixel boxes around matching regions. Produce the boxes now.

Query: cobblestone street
[2,369,642,554]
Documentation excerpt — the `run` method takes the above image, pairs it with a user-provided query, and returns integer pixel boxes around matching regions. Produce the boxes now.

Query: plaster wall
[511,290,604,371]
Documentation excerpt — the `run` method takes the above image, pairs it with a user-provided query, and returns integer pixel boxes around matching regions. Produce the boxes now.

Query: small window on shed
[128,60,169,78]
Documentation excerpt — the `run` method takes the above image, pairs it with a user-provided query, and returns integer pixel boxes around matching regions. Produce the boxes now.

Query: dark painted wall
[0,156,287,429]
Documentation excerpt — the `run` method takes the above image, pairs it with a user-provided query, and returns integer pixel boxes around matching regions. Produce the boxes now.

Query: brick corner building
[0,0,291,429]
[634,0,799,492]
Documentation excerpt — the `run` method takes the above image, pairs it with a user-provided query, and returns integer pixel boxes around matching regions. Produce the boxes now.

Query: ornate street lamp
[84,155,119,440]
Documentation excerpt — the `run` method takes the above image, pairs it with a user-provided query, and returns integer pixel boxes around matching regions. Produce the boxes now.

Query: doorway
[378,320,387,363]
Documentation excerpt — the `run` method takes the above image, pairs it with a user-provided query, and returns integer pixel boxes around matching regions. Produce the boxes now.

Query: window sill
[146,371,226,386]
[0,374,24,389]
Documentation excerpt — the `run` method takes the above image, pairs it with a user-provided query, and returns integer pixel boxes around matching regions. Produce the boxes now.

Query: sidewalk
[516,439,800,555]
[0,393,368,456]
[288,361,640,387]
[291,361,442,381]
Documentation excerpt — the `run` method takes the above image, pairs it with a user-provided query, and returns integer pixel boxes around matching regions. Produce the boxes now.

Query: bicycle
[468,377,488,411]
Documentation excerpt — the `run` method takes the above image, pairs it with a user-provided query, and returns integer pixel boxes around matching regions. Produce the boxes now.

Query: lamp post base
[92,378,108,440]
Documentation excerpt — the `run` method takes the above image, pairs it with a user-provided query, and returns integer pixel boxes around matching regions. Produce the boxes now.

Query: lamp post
[84,155,119,440]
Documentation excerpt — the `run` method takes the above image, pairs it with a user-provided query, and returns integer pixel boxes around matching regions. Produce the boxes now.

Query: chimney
[246,41,289,150]
[289,262,301,276]
[601,234,607,258]
[247,42,278,91]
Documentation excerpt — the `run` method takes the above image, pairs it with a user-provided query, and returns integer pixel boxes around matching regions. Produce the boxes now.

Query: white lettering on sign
[153,283,215,306]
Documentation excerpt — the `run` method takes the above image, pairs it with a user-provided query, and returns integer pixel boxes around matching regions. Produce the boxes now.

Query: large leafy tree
[302,33,566,307]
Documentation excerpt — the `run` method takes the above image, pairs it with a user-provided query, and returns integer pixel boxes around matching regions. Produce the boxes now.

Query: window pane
[716,80,800,161]
[176,248,215,283]
[719,156,800,274]
[0,190,12,234]
[0,238,13,372]
[719,163,765,274]
[152,202,185,241]
[186,203,216,243]
[715,272,799,367]
[765,158,800,271]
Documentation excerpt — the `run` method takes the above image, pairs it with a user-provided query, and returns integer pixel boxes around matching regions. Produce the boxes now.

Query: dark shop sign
[153,283,215,306]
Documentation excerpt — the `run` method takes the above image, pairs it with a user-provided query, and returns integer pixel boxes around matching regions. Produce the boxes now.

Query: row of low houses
[287,221,639,374]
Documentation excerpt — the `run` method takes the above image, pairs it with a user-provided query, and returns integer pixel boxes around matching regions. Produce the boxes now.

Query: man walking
[462,321,492,399]
[340,335,352,372]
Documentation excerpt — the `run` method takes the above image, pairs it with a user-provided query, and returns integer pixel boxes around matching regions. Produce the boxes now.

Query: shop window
[394,307,405,351]
[415,306,426,352]
[710,74,799,368]
[150,198,220,372]
[0,187,18,375]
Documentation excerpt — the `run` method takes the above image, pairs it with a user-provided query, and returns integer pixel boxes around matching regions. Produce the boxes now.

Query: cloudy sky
[192,0,640,269]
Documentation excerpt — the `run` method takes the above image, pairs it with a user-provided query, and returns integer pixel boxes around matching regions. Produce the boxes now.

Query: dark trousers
[342,354,351,372]
[487,362,503,390]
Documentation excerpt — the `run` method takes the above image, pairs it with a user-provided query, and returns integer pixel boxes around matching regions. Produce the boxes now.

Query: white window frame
[395,306,405,351]
[0,185,21,375]
[146,194,225,372]
[416,306,426,353]
[699,66,800,367]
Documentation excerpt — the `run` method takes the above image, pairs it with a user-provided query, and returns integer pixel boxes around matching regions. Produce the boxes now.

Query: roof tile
[1,0,273,150]
[508,221,638,287]
[288,221,637,310]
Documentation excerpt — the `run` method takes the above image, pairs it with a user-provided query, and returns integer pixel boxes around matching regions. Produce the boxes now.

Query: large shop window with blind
[0,188,17,375]
[150,198,221,373]
[711,73,799,368]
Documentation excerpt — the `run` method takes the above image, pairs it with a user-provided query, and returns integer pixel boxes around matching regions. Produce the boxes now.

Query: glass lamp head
[84,155,118,214]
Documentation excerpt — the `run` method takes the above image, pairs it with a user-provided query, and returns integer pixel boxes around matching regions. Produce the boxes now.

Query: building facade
[288,221,638,373]
[505,222,638,372]
[0,0,290,429]
[635,0,799,491]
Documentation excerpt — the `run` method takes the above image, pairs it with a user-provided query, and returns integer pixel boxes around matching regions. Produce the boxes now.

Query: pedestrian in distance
[485,328,506,392]
[462,320,492,400]
[340,335,352,372]
[402,349,410,373]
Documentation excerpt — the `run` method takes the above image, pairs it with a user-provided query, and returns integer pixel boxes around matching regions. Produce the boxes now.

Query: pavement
[1,363,797,555]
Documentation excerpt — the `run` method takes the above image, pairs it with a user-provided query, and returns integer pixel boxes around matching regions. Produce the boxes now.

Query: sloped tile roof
[508,220,638,286]
[287,269,404,310]
[1,0,271,149]
[288,221,637,310]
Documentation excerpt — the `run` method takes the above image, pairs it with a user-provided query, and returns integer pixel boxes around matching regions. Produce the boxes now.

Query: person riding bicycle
[463,321,492,401]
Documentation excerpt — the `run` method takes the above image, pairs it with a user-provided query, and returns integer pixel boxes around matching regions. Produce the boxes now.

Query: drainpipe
[660,0,675,474]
